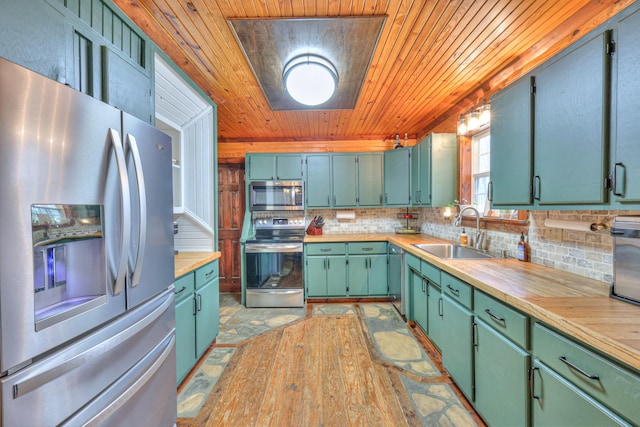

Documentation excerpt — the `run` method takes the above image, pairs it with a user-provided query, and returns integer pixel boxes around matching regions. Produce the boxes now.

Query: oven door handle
[245,243,303,253]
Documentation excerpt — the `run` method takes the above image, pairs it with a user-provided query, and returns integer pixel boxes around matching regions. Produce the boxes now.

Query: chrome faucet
[455,206,485,250]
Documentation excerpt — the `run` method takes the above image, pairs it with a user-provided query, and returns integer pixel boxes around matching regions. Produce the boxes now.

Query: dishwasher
[388,243,405,315]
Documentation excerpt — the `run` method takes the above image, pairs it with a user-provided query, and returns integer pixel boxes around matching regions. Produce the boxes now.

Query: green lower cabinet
[306,255,347,297]
[426,282,443,350]
[410,268,428,333]
[195,277,219,358]
[347,254,388,296]
[442,294,474,401]
[474,318,531,427]
[175,292,197,384]
[531,361,631,426]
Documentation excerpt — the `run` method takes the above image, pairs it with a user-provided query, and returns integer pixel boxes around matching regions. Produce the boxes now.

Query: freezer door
[0,289,176,426]
[0,57,128,373]
[122,112,175,309]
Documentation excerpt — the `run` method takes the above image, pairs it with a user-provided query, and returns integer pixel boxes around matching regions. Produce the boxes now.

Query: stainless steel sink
[413,243,494,259]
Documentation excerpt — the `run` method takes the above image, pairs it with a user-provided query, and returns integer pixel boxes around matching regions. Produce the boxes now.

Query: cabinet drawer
[195,261,218,288]
[347,242,387,254]
[420,260,440,285]
[441,272,472,309]
[533,322,640,423]
[474,291,529,349]
[174,273,195,303]
[306,243,346,255]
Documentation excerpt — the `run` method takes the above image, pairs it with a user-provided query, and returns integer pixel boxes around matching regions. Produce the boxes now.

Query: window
[471,130,490,215]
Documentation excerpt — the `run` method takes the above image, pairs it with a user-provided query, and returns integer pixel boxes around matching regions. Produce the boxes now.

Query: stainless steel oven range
[244,216,305,307]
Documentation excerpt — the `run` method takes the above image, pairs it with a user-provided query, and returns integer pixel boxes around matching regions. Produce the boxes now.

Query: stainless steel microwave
[249,181,304,211]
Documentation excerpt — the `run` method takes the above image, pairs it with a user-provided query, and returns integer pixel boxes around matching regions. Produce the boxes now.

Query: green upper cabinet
[533,30,612,205]
[306,154,332,208]
[332,154,358,207]
[490,76,534,206]
[357,153,384,207]
[247,154,304,180]
[410,133,457,207]
[384,147,412,206]
[612,8,640,204]
[0,0,67,84]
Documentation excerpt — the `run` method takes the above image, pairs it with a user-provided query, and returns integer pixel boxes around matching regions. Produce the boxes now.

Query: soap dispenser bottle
[517,232,528,261]
[460,228,469,246]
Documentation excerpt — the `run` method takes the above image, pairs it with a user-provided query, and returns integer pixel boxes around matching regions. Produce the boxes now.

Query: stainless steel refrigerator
[0,57,177,425]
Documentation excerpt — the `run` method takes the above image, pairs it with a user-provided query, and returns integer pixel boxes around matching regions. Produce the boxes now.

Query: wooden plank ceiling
[115,0,632,145]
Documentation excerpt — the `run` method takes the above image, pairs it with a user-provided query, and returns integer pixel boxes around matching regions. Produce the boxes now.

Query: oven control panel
[254,217,305,230]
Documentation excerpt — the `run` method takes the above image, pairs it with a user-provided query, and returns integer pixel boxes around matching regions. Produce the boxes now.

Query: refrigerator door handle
[12,290,173,399]
[109,128,131,296]
[125,133,147,288]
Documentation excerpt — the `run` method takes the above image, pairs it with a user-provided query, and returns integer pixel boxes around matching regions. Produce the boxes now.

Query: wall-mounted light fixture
[283,54,338,106]
[457,101,490,135]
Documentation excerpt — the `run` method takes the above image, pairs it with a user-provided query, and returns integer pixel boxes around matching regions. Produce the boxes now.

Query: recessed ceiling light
[283,54,338,106]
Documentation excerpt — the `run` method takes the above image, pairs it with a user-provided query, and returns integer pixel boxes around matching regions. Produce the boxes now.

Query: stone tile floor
[177,295,477,426]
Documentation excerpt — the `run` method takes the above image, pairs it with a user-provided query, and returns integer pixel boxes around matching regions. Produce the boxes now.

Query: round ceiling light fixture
[283,54,338,106]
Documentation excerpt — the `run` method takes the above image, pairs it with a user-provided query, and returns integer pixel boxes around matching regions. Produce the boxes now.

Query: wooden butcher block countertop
[174,251,221,278]
[305,233,640,372]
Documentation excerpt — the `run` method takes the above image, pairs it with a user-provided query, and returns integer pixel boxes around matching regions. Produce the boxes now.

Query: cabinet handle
[328,195,331,205]
[613,162,625,197]
[438,297,443,317]
[362,247,373,252]
[422,279,427,293]
[333,195,336,205]
[327,258,330,269]
[533,175,541,201]
[558,356,600,380]
[447,284,460,297]
[320,248,331,252]
[485,308,505,324]
[379,194,383,204]
[197,294,202,312]
[529,367,541,400]
[472,322,478,347]
[174,286,186,295]
[488,182,493,202]
[385,193,388,204]
[323,258,326,269]
[204,269,215,278]
[192,296,197,316]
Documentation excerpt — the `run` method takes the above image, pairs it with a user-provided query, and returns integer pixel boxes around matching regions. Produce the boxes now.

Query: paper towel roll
[544,219,594,232]
[336,211,356,220]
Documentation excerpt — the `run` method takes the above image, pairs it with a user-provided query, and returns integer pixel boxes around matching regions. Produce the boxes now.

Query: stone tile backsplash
[305,207,640,284]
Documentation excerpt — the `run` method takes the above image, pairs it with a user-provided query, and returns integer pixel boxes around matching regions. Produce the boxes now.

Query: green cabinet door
[348,255,369,296]
[474,319,531,427]
[368,254,388,295]
[384,147,412,206]
[248,155,276,180]
[0,0,67,84]
[442,295,474,401]
[426,282,443,350]
[411,139,431,205]
[490,76,534,206]
[306,154,332,207]
[332,154,358,207]
[534,31,611,205]
[276,155,303,180]
[175,295,196,384]
[195,277,219,358]
[613,9,640,203]
[410,269,428,333]
[306,256,329,297]
[357,153,384,206]
[531,361,630,427]
[326,255,348,296]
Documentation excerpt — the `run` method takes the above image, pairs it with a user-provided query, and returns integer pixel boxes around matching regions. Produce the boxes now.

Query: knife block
[306,222,323,235]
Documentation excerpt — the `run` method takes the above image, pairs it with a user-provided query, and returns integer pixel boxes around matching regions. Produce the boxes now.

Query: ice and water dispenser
[32,204,107,330]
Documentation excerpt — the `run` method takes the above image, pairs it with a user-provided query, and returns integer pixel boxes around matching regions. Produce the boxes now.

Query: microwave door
[0,58,128,373]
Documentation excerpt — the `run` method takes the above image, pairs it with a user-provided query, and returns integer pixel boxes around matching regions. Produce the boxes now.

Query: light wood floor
[178,308,484,427]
